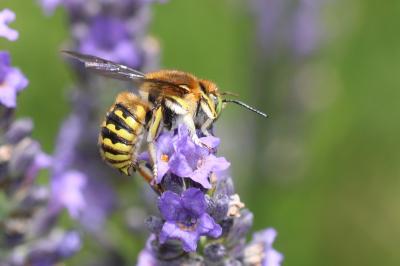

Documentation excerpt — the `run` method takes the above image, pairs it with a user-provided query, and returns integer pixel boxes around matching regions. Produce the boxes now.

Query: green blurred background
[2,0,400,265]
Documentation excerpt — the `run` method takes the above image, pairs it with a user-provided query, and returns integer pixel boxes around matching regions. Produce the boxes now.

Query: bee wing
[63,50,190,96]
[62,50,145,81]
[140,78,190,97]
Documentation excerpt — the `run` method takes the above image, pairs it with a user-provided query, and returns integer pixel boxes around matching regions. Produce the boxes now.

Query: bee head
[198,80,224,120]
[198,80,267,120]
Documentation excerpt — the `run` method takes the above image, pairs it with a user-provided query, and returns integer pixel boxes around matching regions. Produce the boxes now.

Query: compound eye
[209,93,218,103]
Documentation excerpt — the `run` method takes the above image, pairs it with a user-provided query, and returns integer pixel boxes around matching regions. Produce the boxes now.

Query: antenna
[223,99,268,118]
[220,91,240,97]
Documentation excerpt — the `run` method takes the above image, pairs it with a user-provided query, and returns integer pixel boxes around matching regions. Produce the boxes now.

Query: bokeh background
[2,0,400,265]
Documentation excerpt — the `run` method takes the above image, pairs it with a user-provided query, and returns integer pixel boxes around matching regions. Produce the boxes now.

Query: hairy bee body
[63,51,267,178]
[99,92,149,175]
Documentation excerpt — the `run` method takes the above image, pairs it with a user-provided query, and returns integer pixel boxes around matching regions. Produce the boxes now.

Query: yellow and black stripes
[99,97,147,176]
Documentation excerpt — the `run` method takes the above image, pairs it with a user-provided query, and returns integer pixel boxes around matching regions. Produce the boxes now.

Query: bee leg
[137,162,163,195]
[147,105,163,180]
[148,141,158,179]
[182,113,212,150]
[200,118,214,137]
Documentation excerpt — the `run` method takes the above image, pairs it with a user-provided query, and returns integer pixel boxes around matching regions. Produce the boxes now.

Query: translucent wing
[62,50,145,81]
[62,50,189,96]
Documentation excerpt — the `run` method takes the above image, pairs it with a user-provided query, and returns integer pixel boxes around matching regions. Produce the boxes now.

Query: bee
[63,51,267,178]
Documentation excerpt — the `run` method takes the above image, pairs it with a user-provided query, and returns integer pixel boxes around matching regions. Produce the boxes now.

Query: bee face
[198,80,223,120]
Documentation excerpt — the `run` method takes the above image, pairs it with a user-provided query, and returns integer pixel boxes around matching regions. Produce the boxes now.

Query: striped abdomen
[99,93,149,175]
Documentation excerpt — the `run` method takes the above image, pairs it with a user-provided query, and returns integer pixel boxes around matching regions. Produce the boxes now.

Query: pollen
[161,154,169,162]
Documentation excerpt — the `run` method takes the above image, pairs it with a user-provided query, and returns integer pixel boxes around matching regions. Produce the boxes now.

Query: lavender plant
[0,9,80,265]
[135,126,283,265]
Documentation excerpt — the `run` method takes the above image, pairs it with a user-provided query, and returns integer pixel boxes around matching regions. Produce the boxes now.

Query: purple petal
[173,129,197,156]
[0,67,28,108]
[189,155,230,188]
[253,228,284,266]
[137,248,157,266]
[0,9,18,41]
[199,135,220,149]
[254,228,277,246]
[154,132,176,182]
[208,155,230,171]
[158,191,183,221]
[168,153,194,177]
[197,213,222,238]
[25,152,52,181]
[156,160,170,183]
[0,51,11,81]
[187,167,212,189]
[156,132,175,155]
[51,170,87,218]
[137,235,157,266]
[264,249,284,266]
[0,84,18,108]
[39,0,62,15]
[182,188,206,216]
[173,126,203,162]
[159,222,199,252]
[57,231,81,258]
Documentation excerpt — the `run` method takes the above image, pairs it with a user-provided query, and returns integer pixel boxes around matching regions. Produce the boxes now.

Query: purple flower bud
[206,193,229,223]
[145,215,163,234]
[160,173,184,194]
[23,230,81,265]
[204,243,226,263]
[143,234,185,262]
[5,118,33,144]
[8,138,50,183]
[158,188,222,252]
[0,9,18,41]
[215,175,235,197]
[225,209,253,249]
[19,186,50,212]
[56,231,81,258]
[0,51,28,108]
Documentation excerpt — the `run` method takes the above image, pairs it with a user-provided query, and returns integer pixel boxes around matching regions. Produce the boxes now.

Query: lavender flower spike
[0,51,29,108]
[158,188,222,252]
[79,15,141,67]
[0,9,18,41]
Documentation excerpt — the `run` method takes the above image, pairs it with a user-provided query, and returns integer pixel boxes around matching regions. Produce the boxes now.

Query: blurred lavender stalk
[0,9,80,265]
[37,0,163,263]
[250,0,326,180]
